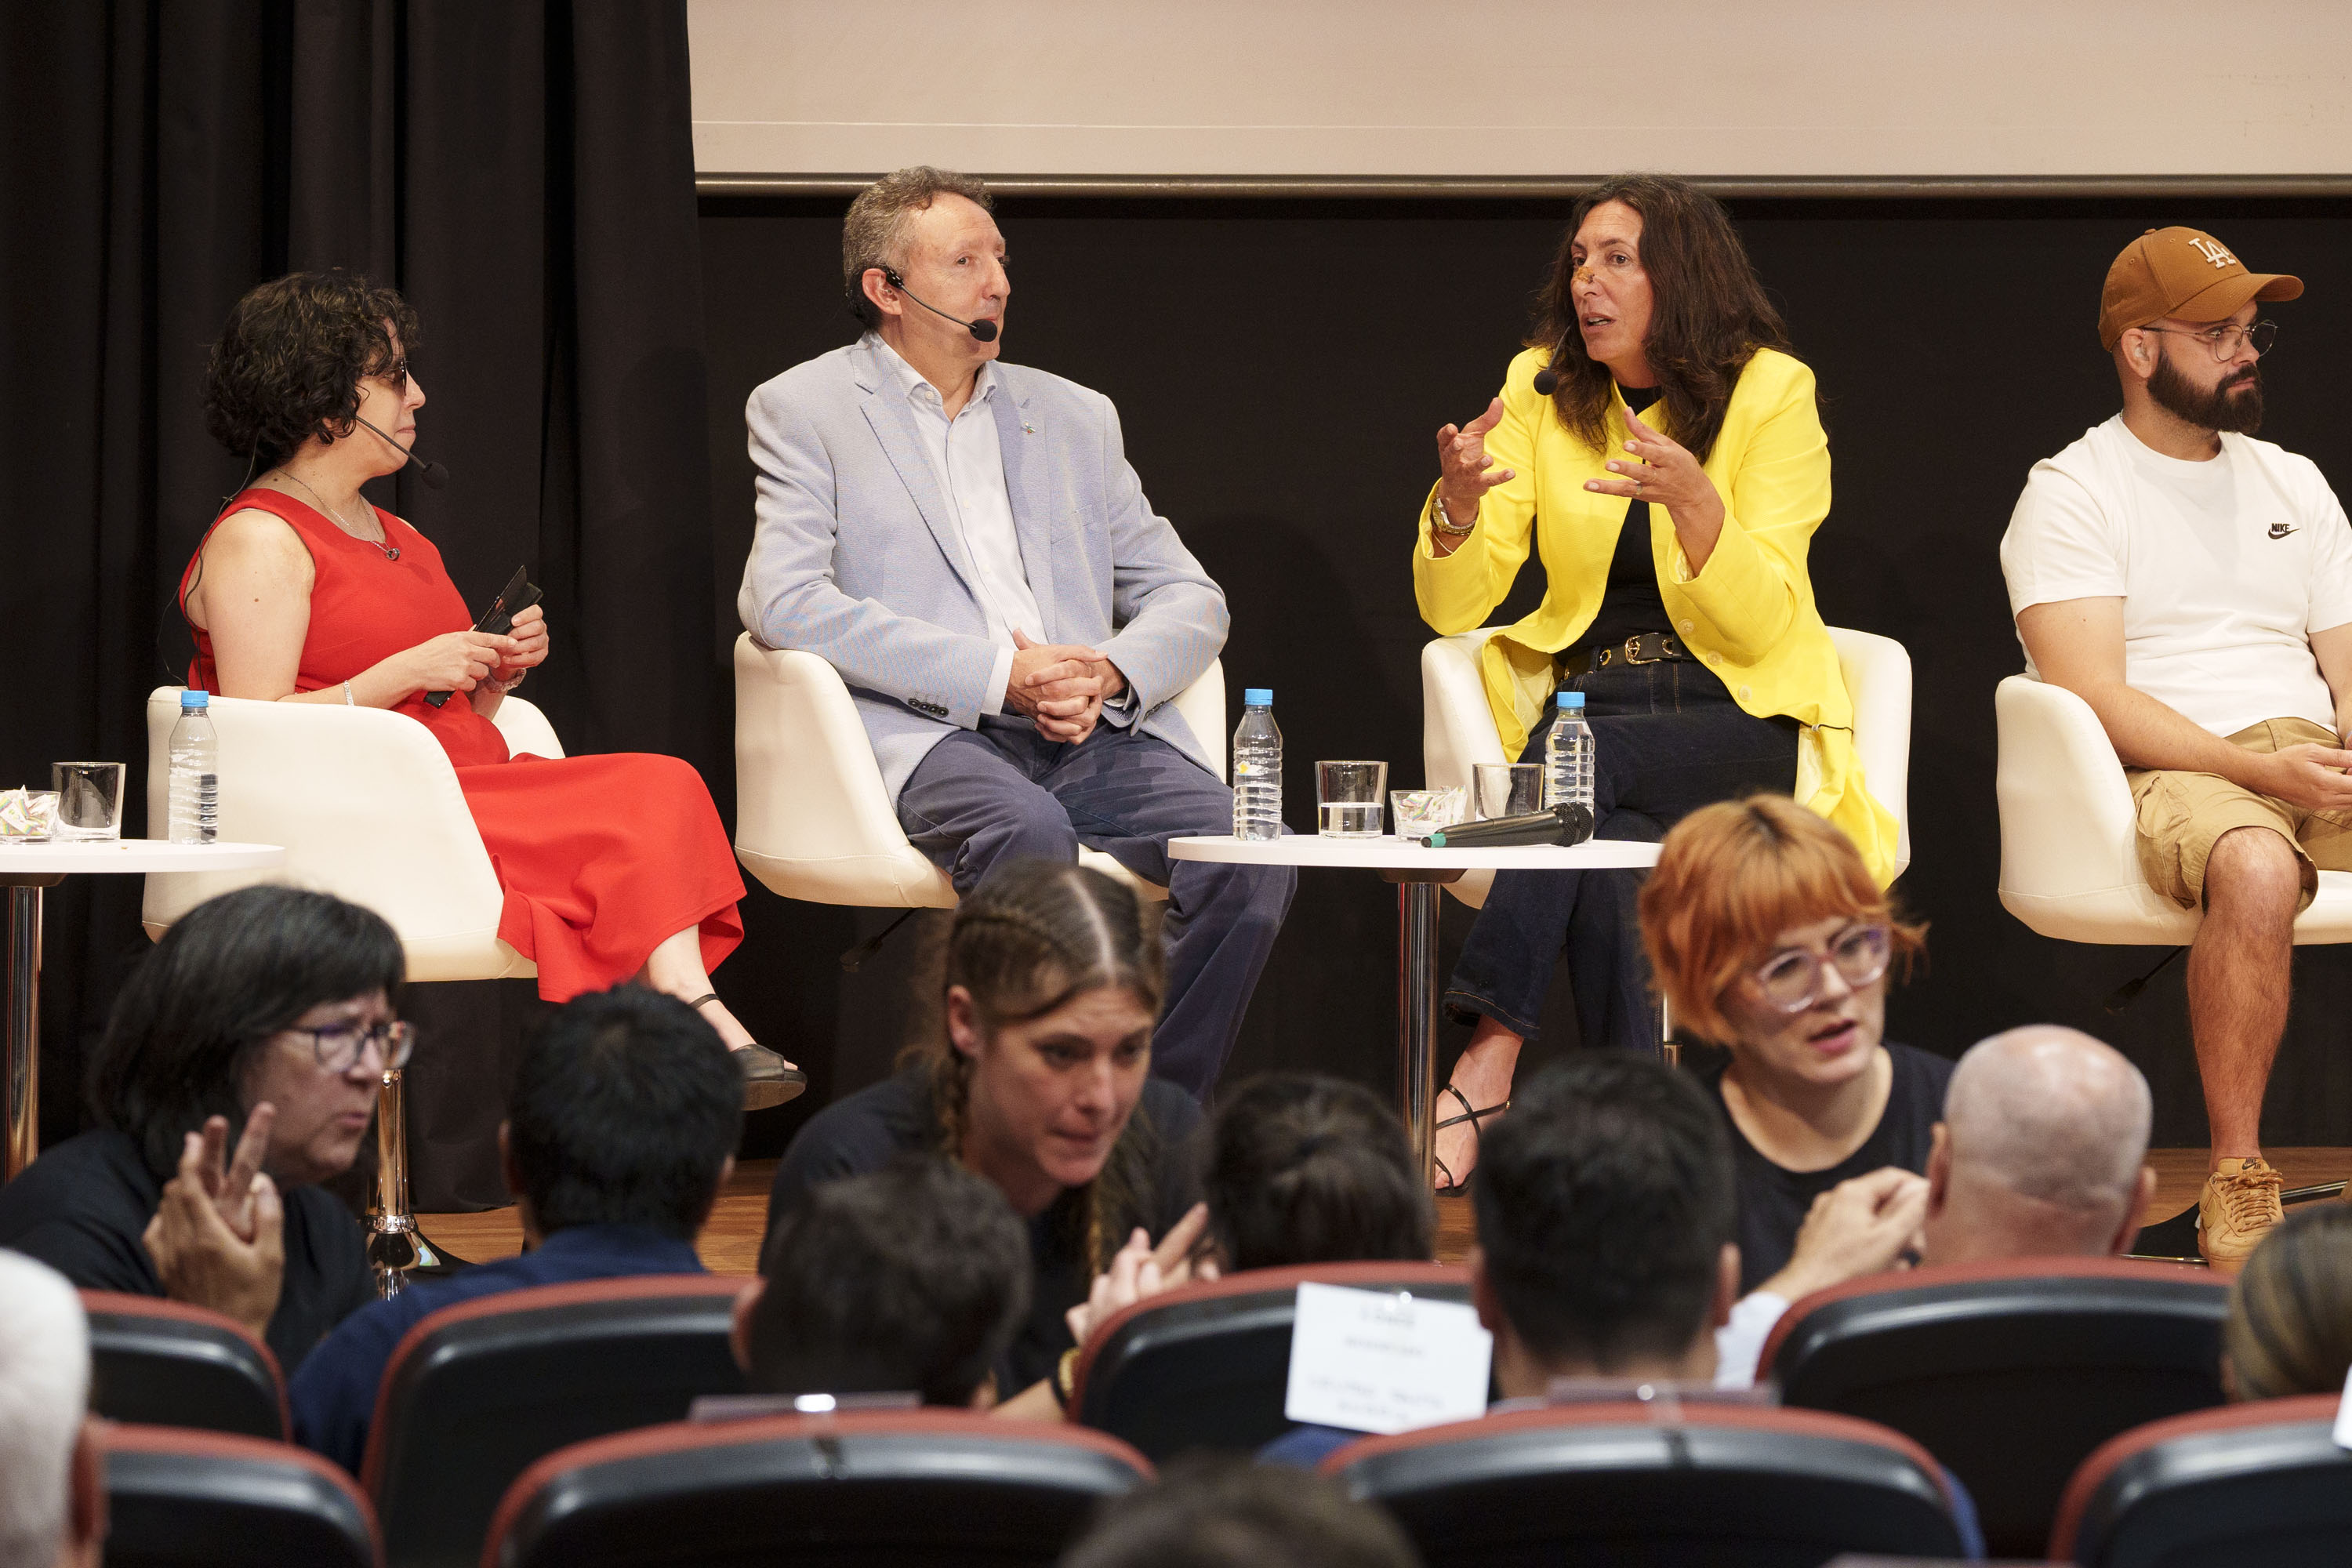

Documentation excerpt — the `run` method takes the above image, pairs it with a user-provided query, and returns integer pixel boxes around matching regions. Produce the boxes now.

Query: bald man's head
[1944,1027,2151,1210]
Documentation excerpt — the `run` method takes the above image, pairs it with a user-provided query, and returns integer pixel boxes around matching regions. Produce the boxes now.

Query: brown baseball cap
[2099,227,2303,350]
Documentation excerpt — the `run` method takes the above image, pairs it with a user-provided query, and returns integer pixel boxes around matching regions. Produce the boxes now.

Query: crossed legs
[2187,825,2301,1169]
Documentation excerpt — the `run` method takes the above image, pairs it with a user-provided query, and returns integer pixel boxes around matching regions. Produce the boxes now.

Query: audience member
[2221,1204,2352,1401]
[1261,1054,1740,1468]
[1067,1072,1433,1345]
[1642,794,1945,1293]
[0,1253,105,1568]
[291,985,742,1472]
[1715,1025,2156,1386]
[767,861,1205,1418]
[739,1157,1029,1407]
[0,886,392,1367]
[1061,1456,1421,1568]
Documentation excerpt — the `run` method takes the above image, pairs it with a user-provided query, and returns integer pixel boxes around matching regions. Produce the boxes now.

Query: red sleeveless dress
[181,490,743,1000]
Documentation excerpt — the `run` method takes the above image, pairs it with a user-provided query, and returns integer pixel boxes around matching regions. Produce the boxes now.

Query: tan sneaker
[2198,1157,2285,1271]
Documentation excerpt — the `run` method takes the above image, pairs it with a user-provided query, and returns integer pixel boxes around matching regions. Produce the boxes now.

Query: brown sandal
[688,993,807,1110]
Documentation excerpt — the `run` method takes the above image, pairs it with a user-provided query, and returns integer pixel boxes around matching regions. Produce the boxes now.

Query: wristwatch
[1431,495,1477,536]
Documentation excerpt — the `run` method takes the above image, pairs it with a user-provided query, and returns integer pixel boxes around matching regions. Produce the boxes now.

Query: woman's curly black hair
[201,270,420,468]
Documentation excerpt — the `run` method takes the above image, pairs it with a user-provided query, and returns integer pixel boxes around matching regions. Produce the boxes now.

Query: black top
[768,1065,1205,1391]
[0,1128,375,1370]
[1571,383,1674,659]
[1688,1043,1956,1295]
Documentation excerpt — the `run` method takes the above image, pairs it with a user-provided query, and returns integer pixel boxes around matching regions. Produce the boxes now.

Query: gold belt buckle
[1623,635,1660,666]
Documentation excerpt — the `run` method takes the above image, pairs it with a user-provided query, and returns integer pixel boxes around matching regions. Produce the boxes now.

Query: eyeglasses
[1751,924,1892,1014]
[285,1018,414,1073]
[2140,320,2278,361]
[367,358,411,394]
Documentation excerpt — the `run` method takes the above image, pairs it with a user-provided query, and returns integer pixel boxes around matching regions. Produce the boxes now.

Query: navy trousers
[1444,660,1798,1052]
[897,716,1297,1098]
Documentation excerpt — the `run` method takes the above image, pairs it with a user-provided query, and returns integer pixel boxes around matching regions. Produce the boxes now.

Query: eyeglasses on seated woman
[1639,793,1944,1299]
[0,885,406,1367]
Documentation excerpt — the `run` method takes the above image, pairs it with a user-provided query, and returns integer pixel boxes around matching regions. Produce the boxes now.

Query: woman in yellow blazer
[1421,174,1896,1189]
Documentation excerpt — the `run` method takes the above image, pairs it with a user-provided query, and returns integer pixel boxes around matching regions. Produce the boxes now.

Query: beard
[2148,350,2264,435]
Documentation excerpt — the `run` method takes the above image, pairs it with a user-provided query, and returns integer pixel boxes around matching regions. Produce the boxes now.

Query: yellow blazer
[1411,345,1899,886]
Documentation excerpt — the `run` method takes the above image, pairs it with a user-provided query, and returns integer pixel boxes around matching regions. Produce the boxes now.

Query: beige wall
[688,0,2352,178]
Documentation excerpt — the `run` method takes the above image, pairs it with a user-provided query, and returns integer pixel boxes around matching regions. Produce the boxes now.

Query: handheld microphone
[880,267,999,343]
[1422,804,1595,848]
[352,414,451,490]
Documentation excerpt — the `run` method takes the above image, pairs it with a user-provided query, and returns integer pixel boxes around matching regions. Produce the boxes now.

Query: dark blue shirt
[289,1223,704,1473]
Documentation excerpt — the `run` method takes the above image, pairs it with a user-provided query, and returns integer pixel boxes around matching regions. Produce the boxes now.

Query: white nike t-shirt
[2000,415,2352,738]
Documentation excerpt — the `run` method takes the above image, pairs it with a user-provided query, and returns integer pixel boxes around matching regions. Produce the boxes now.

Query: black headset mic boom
[880,267,999,343]
[353,414,451,490]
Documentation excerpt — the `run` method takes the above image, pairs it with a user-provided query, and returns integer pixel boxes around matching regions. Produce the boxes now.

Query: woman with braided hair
[764,860,1206,1417]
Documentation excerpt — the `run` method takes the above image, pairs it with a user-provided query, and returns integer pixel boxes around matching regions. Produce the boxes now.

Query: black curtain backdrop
[700,194,2352,1152]
[0,0,713,1204]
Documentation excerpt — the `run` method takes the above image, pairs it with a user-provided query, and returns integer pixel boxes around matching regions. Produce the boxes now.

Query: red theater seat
[481,1408,1153,1568]
[2049,1394,2352,1567]
[103,1422,381,1568]
[1762,1256,2227,1559]
[1326,1401,1968,1565]
[1069,1261,1473,1460]
[361,1274,750,1568]
[82,1290,289,1440]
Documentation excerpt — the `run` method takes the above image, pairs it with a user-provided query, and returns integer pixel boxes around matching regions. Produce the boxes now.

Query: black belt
[1557,632,1694,679]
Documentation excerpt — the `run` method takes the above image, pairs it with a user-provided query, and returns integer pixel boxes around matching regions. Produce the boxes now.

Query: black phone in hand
[425,566,541,708]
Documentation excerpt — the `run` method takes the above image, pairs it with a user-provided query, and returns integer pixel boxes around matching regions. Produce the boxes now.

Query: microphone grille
[969,320,999,343]
[1531,366,1560,397]
[421,462,451,491]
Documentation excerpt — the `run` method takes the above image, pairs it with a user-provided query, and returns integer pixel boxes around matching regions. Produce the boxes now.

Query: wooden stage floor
[417,1148,2352,1276]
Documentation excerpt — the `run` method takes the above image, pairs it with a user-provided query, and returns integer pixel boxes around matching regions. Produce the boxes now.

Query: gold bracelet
[1054,1345,1080,1411]
[1431,497,1477,536]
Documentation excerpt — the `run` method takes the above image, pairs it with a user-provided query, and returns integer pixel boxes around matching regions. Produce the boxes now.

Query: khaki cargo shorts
[2126,717,2352,909]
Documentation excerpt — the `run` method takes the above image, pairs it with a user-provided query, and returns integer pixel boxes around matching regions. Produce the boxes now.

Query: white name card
[2333,1362,2352,1450]
[1283,1282,1494,1436]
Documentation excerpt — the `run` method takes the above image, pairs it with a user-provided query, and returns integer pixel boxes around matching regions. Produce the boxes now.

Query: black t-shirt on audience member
[1570,383,1674,659]
[768,1065,1204,1392]
[1686,1042,1955,1295]
[0,1128,375,1370]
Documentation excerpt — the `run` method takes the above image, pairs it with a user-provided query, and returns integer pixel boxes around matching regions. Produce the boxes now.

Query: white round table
[1169,834,1663,1182]
[2,840,284,1178]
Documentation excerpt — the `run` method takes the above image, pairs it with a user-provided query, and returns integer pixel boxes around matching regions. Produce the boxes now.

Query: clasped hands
[1007,628,1125,744]
[406,603,550,695]
[142,1105,287,1341]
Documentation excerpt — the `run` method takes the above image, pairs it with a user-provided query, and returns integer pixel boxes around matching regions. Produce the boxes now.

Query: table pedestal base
[368,1065,442,1295]
[1383,868,1463,1189]
[4,876,60,1181]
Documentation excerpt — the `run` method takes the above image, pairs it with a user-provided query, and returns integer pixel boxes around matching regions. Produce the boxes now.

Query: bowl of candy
[1389,787,1468,840]
[0,789,60,844]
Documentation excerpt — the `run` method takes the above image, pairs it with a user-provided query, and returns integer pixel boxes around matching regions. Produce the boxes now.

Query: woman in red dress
[181,271,800,1109]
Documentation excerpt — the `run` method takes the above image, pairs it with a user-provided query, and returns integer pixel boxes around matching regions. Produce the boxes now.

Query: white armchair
[1422,627,1914,909]
[731,633,1227,908]
[140,686,567,1290]
[1995,673,2352,943]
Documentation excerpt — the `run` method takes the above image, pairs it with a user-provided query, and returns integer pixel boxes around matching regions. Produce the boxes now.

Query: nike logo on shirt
[2269,523,2298,539]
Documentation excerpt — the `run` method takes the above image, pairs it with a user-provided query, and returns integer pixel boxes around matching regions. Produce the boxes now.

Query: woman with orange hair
[1641,794,1947,1294]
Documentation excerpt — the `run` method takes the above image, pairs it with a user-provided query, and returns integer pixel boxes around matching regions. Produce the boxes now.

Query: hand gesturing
[1433,398,1515,530]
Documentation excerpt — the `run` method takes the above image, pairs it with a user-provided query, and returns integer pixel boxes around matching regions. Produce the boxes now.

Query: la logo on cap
[2187,235,2238,270]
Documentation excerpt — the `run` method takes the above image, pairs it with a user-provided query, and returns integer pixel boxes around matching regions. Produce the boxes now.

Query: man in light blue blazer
[739,166,1294,1097]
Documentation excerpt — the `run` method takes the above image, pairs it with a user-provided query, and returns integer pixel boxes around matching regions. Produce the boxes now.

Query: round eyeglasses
[2140,319,2278,361]
[285,1018,415,1074]
[1751,924,1892,1014]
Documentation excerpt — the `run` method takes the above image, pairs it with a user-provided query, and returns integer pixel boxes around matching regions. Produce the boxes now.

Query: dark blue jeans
[1444,660,1798,1051]
[897,717,1297,1098]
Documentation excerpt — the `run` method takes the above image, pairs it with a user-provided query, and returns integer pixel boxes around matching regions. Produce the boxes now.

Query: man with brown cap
[1998,227,2352,1270]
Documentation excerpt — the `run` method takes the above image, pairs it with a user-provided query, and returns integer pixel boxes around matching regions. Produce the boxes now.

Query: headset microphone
[1532,365,1563,397]
[880,267,999,343]
[353,414,451,490]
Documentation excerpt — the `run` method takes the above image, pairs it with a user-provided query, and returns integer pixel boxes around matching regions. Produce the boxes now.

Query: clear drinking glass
[1389,787,1468,839]
[1472,762,1544,819]
[51,762,125,841]
[1316,760,1388,837]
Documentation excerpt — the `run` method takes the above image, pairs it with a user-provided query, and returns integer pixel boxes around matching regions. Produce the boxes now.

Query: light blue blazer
[739,336,1228,802]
